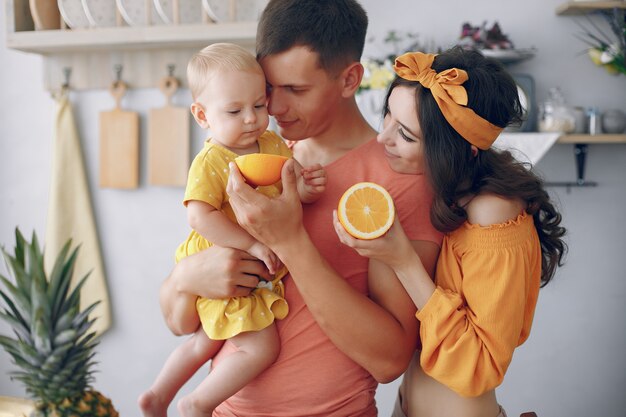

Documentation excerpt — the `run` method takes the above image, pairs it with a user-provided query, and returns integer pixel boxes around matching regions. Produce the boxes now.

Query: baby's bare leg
[177,323,280,417]
[138,329,223,417]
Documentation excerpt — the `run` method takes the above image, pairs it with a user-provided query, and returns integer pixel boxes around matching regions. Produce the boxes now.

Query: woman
[333,47,567,417]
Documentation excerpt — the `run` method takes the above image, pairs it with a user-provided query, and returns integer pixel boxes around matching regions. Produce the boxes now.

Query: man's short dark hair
[257,0,368,74]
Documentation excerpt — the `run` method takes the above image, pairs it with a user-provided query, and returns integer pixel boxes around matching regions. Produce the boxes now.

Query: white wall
[1,1,625,416]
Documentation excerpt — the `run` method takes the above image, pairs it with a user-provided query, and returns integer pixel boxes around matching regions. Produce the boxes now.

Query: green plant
[575,9,626,76]
[0,229,118,417]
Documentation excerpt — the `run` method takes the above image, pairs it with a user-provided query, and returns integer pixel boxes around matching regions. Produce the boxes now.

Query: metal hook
[114,64,123,83]
[167,64,175,77]
[62,67,72,89]
[545,143,598,191]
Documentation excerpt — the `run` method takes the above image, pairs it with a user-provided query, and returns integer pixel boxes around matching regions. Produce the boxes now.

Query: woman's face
[377,86,425,175]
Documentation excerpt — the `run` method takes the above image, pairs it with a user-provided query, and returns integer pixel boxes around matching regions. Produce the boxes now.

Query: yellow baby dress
[176,131,292,340]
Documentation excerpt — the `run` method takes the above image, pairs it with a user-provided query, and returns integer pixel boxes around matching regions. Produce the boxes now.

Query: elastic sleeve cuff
[416,287,463,322]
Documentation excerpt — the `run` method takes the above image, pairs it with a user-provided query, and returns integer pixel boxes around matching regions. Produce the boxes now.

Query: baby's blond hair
[187,43,263,100]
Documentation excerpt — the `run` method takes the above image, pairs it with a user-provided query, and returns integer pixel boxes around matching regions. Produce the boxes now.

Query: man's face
[259,46,344,141]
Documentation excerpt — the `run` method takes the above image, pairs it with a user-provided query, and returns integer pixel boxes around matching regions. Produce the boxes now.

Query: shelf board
[556,1,626,15]
[6,22,257,54]
[557,134,626,143]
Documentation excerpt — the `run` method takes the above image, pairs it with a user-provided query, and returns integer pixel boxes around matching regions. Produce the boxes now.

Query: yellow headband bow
[393,52,503,150]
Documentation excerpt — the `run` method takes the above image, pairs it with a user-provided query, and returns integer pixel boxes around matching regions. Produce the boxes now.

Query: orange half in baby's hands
[338,182,395,240]
[234,154,289,187]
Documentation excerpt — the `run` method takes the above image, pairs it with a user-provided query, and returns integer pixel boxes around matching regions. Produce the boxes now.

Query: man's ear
[190,102,210,129]
[470,145,479,157]
[340,62,364,98]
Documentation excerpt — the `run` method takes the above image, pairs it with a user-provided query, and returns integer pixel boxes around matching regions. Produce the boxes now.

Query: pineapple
[0,229,118,417]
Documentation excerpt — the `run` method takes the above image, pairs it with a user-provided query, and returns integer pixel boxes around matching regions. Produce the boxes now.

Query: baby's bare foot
[138,390,168,417]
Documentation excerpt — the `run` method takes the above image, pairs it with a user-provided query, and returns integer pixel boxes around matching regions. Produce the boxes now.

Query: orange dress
[417,212,541,397]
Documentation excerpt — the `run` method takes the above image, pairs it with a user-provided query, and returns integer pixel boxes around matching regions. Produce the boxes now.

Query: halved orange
[234,153,289,187]
[337,182,395,240]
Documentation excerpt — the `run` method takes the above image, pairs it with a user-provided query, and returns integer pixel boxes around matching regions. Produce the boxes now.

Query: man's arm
[226,160,439,381]
[159,247,270,335]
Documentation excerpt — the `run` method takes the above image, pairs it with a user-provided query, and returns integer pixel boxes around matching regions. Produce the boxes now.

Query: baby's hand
[247,241,282,275]
[298,163,327,204]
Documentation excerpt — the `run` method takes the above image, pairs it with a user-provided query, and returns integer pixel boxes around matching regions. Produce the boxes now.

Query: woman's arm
[226,160,438,381]
[333,213,438,310]
[340,193,535,397]
[159,246,271,335]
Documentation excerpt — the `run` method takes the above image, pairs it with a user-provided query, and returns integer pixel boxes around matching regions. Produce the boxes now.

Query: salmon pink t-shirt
[212,138,442,417]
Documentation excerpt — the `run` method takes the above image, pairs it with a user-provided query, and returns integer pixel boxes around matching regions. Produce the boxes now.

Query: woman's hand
[332,211,414,269]
[226,159,305,255]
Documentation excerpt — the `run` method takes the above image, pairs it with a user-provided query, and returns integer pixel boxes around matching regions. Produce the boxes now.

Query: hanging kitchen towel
[44,92,112,336]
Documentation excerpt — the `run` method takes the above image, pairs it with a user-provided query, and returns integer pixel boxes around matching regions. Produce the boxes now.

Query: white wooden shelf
[5,0,257,90]
[556,1,626,15]
[557,134,626,144]
[6,22,257,54]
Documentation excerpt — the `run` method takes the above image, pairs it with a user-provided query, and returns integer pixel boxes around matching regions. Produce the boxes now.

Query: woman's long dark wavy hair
[385,47,567,286]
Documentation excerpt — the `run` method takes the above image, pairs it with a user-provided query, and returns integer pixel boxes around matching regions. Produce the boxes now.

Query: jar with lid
[537,87,576,133]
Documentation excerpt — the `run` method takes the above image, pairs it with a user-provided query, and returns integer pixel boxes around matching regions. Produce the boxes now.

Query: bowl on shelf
[58,0,91,28]
[601,109,626,134]
[117,0,165,26]
[479,48,536,65]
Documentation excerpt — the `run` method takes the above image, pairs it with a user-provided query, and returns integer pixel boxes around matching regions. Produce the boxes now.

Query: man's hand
[177,246,270,298]
[161,246,271,335]
[226,159,305,254]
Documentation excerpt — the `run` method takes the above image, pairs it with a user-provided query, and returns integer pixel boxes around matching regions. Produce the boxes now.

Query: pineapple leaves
[0,310,32,344]
[13,228,26,269]
[47,240,77,322]
[1,250,32,311]
[0,228,105,405]
[0,278,30,331]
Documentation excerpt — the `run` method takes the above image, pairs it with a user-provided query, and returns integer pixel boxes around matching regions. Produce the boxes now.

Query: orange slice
[234,154,289,187]
[337,182,395,240]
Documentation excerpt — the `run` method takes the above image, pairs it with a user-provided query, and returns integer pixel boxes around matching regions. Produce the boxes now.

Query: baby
[139,42,326,417]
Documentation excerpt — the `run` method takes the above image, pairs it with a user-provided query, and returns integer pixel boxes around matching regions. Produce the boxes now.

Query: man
[160,1,442,415]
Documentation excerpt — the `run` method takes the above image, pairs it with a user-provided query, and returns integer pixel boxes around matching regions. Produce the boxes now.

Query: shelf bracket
[546,143,598,191]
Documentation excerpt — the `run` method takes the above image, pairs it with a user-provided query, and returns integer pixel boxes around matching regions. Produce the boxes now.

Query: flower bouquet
[359,30,434,93]
[576,9,626,76]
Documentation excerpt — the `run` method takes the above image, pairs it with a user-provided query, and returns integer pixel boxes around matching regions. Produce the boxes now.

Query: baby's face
[198,68,269,153]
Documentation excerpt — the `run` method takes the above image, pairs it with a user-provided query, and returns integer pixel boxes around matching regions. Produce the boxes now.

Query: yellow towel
[44,92,112,336]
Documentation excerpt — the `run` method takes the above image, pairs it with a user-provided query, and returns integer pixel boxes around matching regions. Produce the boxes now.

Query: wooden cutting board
[99,81,139,189]
[147,75,190,186]
[29,0,60,30]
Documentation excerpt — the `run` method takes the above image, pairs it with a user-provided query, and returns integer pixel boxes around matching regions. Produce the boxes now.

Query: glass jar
[537,87,576,133]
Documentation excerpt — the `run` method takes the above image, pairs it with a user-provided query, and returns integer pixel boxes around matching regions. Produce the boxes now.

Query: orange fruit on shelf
[337,182,395,240]
[234,153,289,187]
